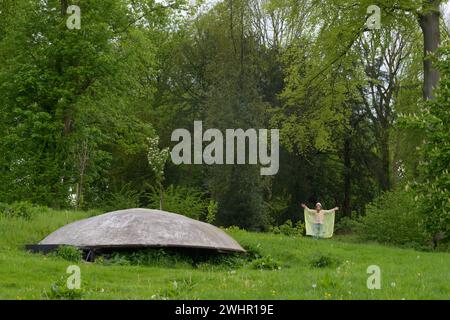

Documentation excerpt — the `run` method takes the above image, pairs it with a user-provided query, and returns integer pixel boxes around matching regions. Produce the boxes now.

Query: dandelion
[312,283,317,289]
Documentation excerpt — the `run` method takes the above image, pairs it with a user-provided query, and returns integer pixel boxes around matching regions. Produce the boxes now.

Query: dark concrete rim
[26,243,246,253]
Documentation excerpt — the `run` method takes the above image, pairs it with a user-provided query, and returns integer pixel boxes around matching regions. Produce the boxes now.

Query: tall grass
[0,207,98,250]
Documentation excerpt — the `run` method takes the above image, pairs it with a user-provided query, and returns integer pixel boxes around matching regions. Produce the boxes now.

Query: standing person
[301,203,339,239]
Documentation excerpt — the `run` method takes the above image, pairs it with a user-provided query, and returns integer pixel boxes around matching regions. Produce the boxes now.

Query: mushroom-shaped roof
[39,208,245,253]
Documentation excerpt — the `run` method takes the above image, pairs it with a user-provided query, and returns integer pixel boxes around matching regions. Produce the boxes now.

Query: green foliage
[194,253,247,271]
[101,249,192,268]
[400,43,450,242]
[265,194,291,225]
[0,0,177,208]
[270,219,305,237]
[152,278,198,300]
[53,246,83,263]
[250,255,282,270]
[97,248,247,270]
[206,200,218,224]
[1,208,450,299]
[148,185,207,220]
[0,201,38,220]
[334,216,359,234]
[42,277,84,300]
[355,189,428,247]
[309,252,340,269]
[101,184,142,211]
[147,136,169,182]
[0,0,444,251]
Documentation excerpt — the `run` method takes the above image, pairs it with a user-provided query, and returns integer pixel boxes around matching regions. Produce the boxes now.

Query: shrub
[240,243,263,260]
[356,189,428,247]
[148,185,208,220]
[270,219,305,237]
[98,248,248,270]
[0,201,36,220]
[195,253,246,270]
[42,277,84,300]
[399,43,450,245]
[265,194,291,225]
[206,200,218,224]
[100,249,187,267]
[250,255,282,270]
[103,253,132,266]
[53,246,83,262]
[309,252,340,268]
[334,216,359,234]
[129,249,193,267]
[102,184,141,211]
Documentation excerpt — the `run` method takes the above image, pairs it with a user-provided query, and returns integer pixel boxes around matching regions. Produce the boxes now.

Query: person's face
[315,204,321,210]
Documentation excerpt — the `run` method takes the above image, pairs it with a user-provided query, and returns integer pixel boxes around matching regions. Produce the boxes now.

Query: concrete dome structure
[35,208,245,253]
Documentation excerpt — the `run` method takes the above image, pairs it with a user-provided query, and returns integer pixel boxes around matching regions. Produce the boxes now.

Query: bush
[265,194,291,225]
[98,248,246,269]
[148,185,208,220]
[399,43,450,245]
[270,219,305,237]
[355,189,428,247]
[102,184,141,211]
[206,200,218,224]
[334,216,359,234]
[42,277,84,300]
[53,246,83,262]
[309,252,340,268]
[0,201,36,220]
[250,255,282,270]
[100,249,191,267]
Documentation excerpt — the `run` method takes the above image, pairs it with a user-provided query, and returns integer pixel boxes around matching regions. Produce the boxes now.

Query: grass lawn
[0,209,448,300]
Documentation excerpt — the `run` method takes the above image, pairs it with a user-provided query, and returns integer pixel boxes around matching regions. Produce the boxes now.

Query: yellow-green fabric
[304,209,335,238]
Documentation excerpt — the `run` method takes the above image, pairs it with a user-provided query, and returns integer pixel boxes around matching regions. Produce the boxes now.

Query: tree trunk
[343,137,351,216]
[159,182,163,210]
[61,0,68,15]
[380,129,391,191]
[419,1,441,100]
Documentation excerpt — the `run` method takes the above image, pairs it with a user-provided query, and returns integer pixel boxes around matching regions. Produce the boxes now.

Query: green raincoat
[304,208,336,238]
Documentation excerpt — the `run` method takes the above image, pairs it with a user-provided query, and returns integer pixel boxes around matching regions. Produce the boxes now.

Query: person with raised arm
[301,202,339,239]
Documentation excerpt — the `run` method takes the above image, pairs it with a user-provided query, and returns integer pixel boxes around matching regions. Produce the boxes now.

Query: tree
[147,137,169,210]
[400,43,450,243]
[0,0,182,207]
[418,0,442,100]
[356,27,419,190]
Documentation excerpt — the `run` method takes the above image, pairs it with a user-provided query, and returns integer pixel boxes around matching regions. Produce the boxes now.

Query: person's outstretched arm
[301,203,314,213]
[324,207,339,214]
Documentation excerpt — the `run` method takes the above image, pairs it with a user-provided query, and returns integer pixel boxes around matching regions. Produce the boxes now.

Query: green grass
[0,209,449,300]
